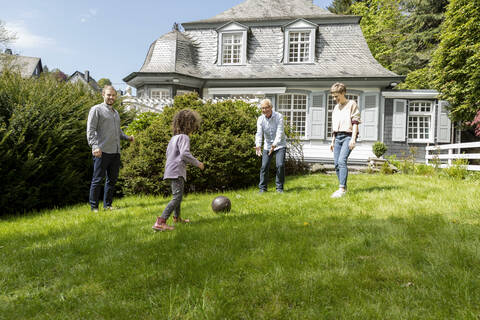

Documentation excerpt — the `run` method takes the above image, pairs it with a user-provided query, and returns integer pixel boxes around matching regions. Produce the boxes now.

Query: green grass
[1,173,480,319]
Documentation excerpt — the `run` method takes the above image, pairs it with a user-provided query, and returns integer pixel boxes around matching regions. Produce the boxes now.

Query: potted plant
[372,141,388,159]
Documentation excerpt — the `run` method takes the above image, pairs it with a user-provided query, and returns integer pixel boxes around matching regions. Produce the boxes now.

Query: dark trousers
[161,177,185,220]
[89,153,121,209]
[259,147,286,191]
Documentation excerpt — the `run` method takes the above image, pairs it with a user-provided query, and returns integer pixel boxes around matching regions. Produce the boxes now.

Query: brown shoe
[152,217,175,231]
[173,217,190,224]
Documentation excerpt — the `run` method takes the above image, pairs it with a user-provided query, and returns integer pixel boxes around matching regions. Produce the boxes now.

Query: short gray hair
[260,98,272,108]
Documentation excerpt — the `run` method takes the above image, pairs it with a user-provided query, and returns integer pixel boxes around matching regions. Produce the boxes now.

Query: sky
[1,0,332,90]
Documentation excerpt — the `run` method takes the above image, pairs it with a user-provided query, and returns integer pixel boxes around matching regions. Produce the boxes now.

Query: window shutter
[437,100,451,143]
[392,99,407,141]
[361,93,379,141]
[309,93,325,139]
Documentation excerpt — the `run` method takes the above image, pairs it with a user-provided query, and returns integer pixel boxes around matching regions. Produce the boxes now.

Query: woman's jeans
[161,177,185,220]
[333,133,352,189]
[259,147,286,191]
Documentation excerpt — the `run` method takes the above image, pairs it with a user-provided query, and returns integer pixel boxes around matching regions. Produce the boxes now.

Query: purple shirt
[163,134,201,181]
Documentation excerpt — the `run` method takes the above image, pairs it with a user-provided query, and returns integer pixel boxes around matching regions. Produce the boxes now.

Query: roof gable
[216,21,249,32]
[282,18,318,30]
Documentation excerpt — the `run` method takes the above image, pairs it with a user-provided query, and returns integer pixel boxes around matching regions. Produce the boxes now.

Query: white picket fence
[425,141,480,171]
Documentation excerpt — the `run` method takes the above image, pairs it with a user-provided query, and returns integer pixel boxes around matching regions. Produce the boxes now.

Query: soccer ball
[211,196,231,213]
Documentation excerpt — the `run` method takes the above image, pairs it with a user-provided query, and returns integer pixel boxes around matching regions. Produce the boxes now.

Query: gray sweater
[87,103,130,154]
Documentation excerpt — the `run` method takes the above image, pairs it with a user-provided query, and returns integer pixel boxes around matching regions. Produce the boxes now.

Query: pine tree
[392,0,448,75]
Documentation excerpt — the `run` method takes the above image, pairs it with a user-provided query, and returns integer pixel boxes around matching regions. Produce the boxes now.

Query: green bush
[0,71,134,215]
[442,159,469,179]
[120,94,308,195]
[120,94,261,195]
[372,141,388,158]
[124,111,161,136]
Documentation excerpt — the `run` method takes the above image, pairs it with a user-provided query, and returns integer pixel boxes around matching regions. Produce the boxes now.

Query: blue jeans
[259,147,286,191]
[333,133,352,189]
[89,153,121,209]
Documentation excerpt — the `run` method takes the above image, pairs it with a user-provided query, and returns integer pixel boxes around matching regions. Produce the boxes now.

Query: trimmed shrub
[0,71,134,215]
[372,141,388,158]
[120,94,307,195]
[120,94,260,195]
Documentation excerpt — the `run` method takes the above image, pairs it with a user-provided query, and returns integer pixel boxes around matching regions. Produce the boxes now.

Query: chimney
[4,48,12,55]
[84,70,90,82]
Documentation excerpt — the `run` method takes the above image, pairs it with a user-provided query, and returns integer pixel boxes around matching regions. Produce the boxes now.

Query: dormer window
[283,19,317,64]
[222,33,242,64]
[217,22,248,65]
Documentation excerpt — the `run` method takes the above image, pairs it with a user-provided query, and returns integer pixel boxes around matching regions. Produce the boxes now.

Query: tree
[351,0,405,71]
[327,0,366,14]
[49,68,68,82]
[97,78,112,88]
[431,0,480,124]
[0,20,15,49]
[392,0,448,76]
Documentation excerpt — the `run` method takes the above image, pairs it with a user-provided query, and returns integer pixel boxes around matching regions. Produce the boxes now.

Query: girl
[152,109,204,231]
[329,83,361,198]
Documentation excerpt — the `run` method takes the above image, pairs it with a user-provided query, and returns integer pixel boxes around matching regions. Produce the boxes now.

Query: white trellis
[122,96,263,113]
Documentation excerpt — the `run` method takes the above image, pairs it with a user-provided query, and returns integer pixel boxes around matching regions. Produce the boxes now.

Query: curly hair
[172,109,201,135]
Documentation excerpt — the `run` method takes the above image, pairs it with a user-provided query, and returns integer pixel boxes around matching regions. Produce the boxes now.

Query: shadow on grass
[2,209,480,319]
[354,185,402,193]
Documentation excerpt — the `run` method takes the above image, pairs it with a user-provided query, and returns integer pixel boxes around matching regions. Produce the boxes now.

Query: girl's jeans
[333,133,352,189]
[161,177,185,220]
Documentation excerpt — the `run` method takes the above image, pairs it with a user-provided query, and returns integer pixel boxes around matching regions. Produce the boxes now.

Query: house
[123,0,453,163]
[68,70,100,92]
[0,49,43,78]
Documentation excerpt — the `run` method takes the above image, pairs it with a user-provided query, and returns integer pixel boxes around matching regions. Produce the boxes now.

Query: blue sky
[1,0,332,90]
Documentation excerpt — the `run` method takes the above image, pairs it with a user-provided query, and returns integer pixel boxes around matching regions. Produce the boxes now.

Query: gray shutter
[437,100,451,143]
[392,99,407,141]
[361,93,379,141]
[309,93,325,139]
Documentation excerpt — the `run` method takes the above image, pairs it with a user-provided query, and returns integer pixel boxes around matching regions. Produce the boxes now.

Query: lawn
[1,173,480,319]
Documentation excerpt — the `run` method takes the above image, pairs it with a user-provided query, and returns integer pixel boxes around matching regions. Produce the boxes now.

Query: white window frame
[326,93,360,139]
[283,19,317,64]
[407,100,435,143]
[150,89,170,99]
[277,93,308,138]
[217,22,248,66]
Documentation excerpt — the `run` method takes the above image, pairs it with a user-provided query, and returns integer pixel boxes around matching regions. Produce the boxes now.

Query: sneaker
[330,189,346,198]
[258,189,267,194]
[276,189,284,193]
[91,208,99,213]
[104,206,116,211]
[173,217,190,224]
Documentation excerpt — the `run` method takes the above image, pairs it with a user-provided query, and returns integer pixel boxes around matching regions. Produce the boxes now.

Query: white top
[332,100,361,134]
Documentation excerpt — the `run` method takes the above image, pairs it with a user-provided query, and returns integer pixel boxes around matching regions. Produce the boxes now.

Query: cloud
[80,8,98,23]
[5,21,55,49]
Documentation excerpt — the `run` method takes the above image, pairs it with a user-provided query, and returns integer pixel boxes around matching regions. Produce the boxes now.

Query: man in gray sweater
[86,86,134,212]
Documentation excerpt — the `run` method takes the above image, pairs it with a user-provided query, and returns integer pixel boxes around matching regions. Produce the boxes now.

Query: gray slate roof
[187,0,332,24]
[140,31,198,76]
[0,54,42,78]
[127,0,400,82]
[138,24,398,80]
